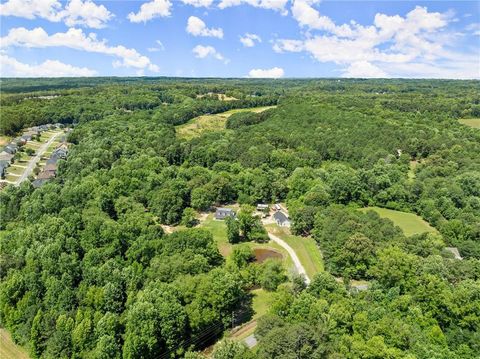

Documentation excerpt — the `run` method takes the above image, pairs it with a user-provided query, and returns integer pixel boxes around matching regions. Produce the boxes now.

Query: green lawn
[458,118,480,129]
[5,174,19,182]
[251,288,274,319]
[0,329,30,359]
[176,106,276,139]
[265,224,324,278]
[7,165,26,176]
[200,213,231,256]
[359,206,437,237]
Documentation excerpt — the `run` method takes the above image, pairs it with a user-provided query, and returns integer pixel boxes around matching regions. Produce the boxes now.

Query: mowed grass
[176,106,276,140]
[200,213,231,256]
[251,288,274,319]
[459,118,480,128]
[265,224,324,278]
[0,328,30,359]
[359,206,437,237]
[6,165,26,176]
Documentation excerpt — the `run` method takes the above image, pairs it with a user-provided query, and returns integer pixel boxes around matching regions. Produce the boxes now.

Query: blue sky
[0,0,479,78]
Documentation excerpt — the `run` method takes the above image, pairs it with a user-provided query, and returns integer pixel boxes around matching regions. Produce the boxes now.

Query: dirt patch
[254,248,283,263]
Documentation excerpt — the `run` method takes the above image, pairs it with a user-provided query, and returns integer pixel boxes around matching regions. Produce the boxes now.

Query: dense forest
[0,78,479,358]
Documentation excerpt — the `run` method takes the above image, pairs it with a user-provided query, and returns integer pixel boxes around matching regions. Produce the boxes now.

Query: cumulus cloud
[186,16,223,38]
[181,0,213,7]
[248,67,284,78]
[0,54,97,77]
[218,0,289,15]
[0,0,113,28]
[128,0,171,23]
[341,61,386,78]
[240,33,261,47]
[276,4,479,78]
[192,45,226,62]
[1,27,159,72]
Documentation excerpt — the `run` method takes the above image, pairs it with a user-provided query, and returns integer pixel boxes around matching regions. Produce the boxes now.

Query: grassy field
[359,206,437,237]
[200,213,232,256]
[251,288,274,319]
[458,118,480,128]
[7,165,26,176]
[0,329,30,359]
[265,224,324,278]
[199,212,294,274]
[176,106,276,139]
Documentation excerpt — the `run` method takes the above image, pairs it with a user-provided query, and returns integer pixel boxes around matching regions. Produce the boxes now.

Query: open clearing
[265,224,323,279]
[458,118,480,128]
[0,328,30,359]
[176,106,276,139]
[359,206,437,237]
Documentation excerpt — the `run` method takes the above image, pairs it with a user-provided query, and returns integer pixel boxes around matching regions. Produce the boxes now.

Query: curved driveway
[268,232,311,285]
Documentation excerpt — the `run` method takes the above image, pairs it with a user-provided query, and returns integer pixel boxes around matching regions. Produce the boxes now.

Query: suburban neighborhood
[0,124,70,189]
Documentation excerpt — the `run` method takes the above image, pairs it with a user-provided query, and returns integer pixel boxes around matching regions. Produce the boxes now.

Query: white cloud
[0,0,113,28]
[62,0,113,28]
[181,0,213,7]
[248,67,284,78]
[192,45,226,62]
[128,0,171,23]
[240,33,261,47]
[218,0,289,15]
[466,23,480,36]
[276,4,479,79]
[0,54,97,77]
[1,27,159,72]
[148,40,165,52]
[341,61,386,78]
[186,16,223,38]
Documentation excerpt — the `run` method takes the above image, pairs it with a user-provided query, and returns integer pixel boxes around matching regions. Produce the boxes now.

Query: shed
[273,211,290,227]
[256,204,269,211]
[215,208,235,220]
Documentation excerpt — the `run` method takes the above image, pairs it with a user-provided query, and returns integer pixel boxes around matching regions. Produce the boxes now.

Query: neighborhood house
[215,208,235,220]
[273,211,290,227]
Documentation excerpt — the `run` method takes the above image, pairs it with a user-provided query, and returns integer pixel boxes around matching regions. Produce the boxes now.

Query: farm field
[265,224,324,278]
[458,118,480,128]
[359,206,437,237]
[0,328,30,359]
[176,106,276,139]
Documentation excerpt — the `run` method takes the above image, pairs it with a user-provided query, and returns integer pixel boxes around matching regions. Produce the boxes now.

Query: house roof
[44,163,57,172]
[0,152,14,161]
[37,171,56,180]
[273,211,289,223]
[32,178,49,188]
[215,208,235,219]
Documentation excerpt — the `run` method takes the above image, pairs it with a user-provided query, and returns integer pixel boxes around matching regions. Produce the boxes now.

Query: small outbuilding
[256,204,269,211]
[273,211,290,227]
[215,208,235,220]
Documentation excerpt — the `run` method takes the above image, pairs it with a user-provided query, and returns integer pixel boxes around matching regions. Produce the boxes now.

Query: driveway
[267,232,311,285]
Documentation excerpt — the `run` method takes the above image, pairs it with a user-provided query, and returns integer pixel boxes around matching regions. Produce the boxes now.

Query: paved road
[267,232,311,285]
[16,132,61,185]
